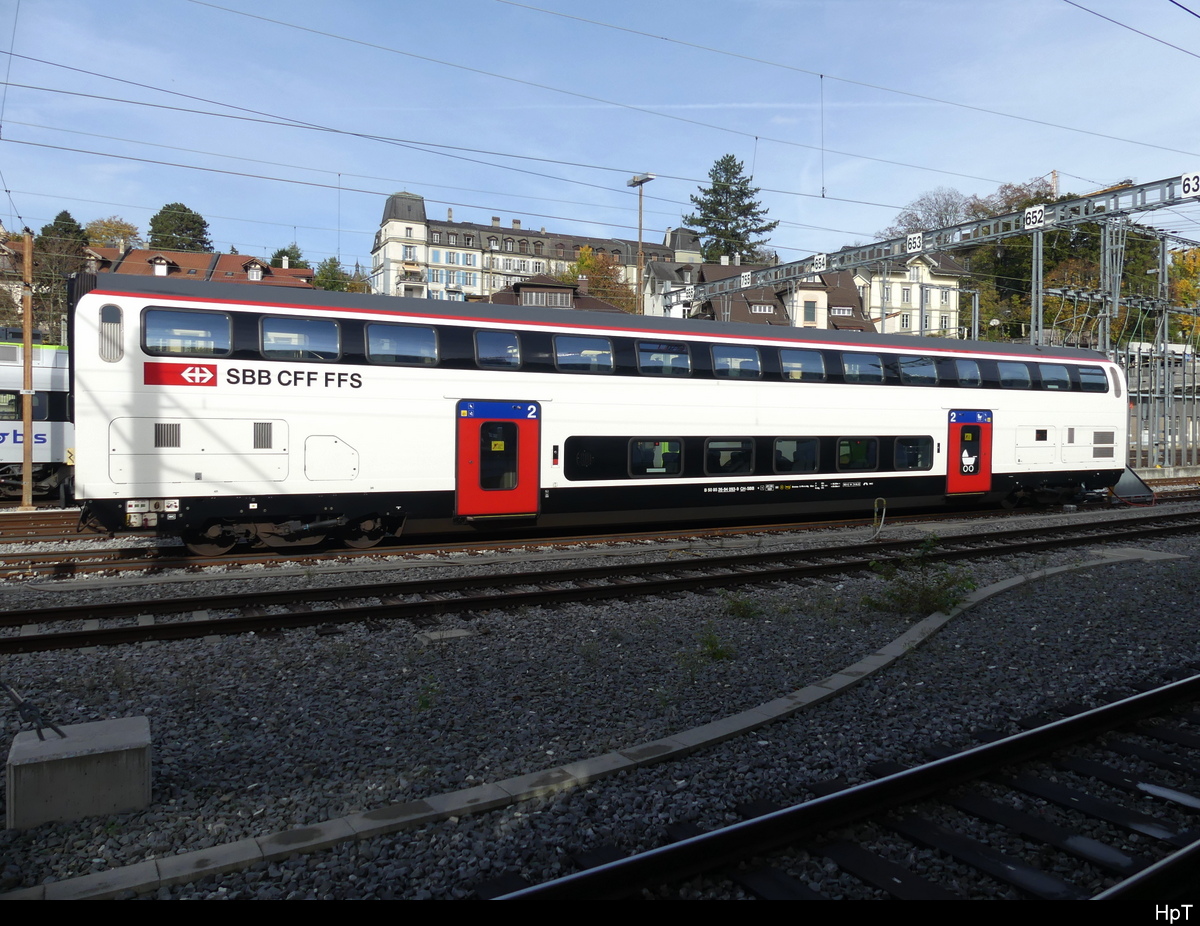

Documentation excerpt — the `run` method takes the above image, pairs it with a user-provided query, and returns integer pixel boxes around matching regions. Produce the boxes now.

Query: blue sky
[3,0,1200,269]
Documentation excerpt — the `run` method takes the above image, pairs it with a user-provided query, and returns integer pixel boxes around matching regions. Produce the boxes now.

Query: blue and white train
[67,274,1128,554]
[0,331,72,499]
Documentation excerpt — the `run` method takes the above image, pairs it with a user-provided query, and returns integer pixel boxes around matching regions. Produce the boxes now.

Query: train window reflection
[842,353,884,383]
[998,361,1032,388]
[780,349,825,382]
[555,335,613,373]
[475,330,520,369]
[262,317,340,361]
[1078,366,1109,393]
[712,345,760,379]
[638,341,690,376]
[954,359,982,387]
[367,324,438,366]
[898,355,938,385]
[144,309,231,357]
[1039,364,1070,390]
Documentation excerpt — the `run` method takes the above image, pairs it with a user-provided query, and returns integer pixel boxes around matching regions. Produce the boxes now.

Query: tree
[34,211,88,319]
[555,245,635,312]
[877,187,971,238]
[147,203,212,252]
[270,242,310,268]
[683,154,779,263]
[313,256,350,292]
[85,215,142,249]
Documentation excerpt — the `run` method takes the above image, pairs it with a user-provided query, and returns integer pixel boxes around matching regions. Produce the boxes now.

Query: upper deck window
[555,335,613,373]
[842,352,884,384]
[261,317,340,361]
[1039,363,1070,390]
[712,345,761,379]
[998,361,1032,388]
[780,348,825,382]
[367,323,438,366]
[1078,366,1109,393]
[143,308,232,357]
[638,341,690,376]
[475,330,520,369]
[897,355,938,385]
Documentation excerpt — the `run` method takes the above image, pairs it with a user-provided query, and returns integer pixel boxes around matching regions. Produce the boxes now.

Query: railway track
[6,508,1200,654]
[490,673,1200,900]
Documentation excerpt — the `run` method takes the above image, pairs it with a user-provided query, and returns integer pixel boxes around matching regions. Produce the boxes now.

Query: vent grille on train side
[154,423,181,448]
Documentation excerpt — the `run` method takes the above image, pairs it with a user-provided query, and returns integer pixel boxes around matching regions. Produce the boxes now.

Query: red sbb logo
[144,362,218,387]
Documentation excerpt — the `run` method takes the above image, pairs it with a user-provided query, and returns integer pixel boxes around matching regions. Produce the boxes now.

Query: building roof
[84,248,314,287]
[479,273,626,313]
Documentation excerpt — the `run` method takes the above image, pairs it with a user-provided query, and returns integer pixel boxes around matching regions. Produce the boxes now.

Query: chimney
[448,208,453,222]
[492,216,501,227]
[282,255,289,269]
[733,253,741,266]
[512,219,521,230]
[576,274,588,295]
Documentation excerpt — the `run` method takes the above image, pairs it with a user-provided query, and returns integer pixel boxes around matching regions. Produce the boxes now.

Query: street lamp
[627,172,655,314]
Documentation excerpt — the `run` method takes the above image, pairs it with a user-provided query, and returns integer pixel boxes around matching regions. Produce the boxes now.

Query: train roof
[70,272,1111,363]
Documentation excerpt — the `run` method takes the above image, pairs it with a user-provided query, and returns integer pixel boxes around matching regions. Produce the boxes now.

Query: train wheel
[183,530,237,557]
[341,516,386,550]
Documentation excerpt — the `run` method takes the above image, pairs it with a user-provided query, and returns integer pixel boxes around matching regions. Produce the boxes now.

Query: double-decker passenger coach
[68,275,1127,554]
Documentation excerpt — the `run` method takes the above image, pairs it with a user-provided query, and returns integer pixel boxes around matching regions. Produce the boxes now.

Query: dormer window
[248,265,263,281]
[154,262,167,276]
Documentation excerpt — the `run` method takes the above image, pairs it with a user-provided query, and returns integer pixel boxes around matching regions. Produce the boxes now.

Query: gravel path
[1,506,1198,899]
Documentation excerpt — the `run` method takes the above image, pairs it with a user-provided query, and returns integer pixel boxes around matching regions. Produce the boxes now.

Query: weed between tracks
[863,536,975,619]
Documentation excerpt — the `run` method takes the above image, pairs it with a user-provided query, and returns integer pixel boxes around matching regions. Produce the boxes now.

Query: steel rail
[498,674,1200,899]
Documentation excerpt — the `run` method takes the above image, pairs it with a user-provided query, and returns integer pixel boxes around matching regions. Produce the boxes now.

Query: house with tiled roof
[82,248,314,287]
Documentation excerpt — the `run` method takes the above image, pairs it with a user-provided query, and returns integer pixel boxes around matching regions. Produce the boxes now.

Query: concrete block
[6,716,151,830]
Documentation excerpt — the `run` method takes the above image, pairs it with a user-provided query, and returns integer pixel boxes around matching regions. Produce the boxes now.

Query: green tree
[270,242,310,268]
[147,203,212,252]
[34,210,88,319]
[555,245,635,312]
[683,154,778,263]
[85,215,142,249]
[313,256,350,291]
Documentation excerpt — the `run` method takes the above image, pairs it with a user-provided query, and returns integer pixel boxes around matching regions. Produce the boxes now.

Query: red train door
[455,400,541,519]
[946,409,993,495]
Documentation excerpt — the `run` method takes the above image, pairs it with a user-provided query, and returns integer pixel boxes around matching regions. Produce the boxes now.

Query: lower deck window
[838,438,878,471]
[894,436,933,470]
[705,439,753,475]
[774,438,818,473]
[630,439,681,476]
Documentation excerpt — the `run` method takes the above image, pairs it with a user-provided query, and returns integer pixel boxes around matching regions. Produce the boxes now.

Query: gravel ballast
[1,507,1199,899]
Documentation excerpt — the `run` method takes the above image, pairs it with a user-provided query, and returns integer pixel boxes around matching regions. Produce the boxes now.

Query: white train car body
[69,276,1128,553]
[0,336,72,498]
